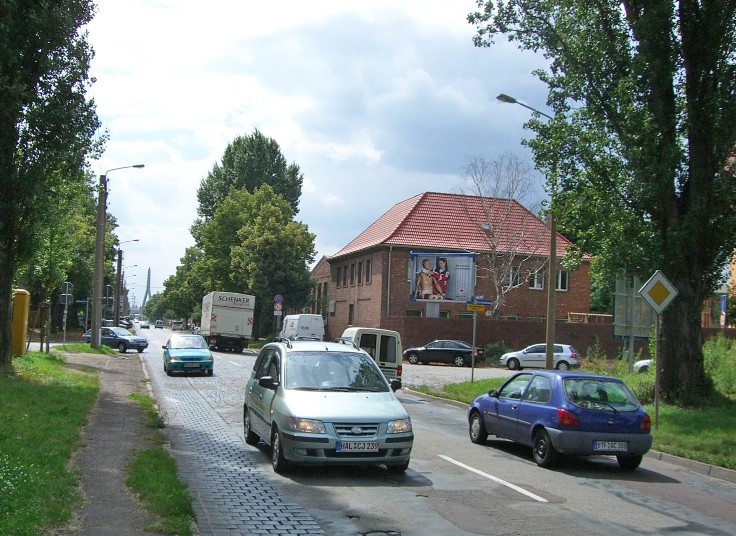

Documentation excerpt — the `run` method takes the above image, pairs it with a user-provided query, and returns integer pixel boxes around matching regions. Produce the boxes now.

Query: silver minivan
[243,339,413,474]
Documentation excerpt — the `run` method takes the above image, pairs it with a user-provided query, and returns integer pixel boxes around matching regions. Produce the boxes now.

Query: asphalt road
[140,327,736,536]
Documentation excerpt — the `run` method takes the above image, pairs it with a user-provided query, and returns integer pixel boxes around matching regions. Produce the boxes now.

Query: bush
[703,335,736,397]
[482,341,509,366]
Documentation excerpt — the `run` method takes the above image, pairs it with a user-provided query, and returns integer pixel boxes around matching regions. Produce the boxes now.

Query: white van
[341,327,402,381]
[280,314,325,340]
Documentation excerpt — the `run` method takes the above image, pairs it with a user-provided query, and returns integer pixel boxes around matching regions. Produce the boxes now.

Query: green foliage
[482,341,509,365]
[0,352,98,535]
[703,336,736,397]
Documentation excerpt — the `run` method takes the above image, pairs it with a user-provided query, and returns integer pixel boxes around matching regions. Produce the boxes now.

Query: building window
[458,312,475,319]
[350,263,355,286]
[357,262,363,285]
[529,269,544,290]
[342,265,347,287]
[336,267,341,288]
[405,309,422,317]
[439,310,450,318]
[348,303,355,325]
[507,266,520,288]
[365,259,372,283]
[556,270,569,291]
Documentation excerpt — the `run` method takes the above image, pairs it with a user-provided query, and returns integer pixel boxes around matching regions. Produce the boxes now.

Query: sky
[85,0,551,307]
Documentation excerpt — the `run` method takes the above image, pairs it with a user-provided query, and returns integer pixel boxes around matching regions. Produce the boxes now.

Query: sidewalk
[53,352,160,536]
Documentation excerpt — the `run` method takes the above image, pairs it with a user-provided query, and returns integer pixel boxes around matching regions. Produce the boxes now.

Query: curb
[403,387,736,485]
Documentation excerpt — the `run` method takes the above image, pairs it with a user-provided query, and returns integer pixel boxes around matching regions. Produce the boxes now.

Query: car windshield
[168,335,208,349]
[564,378,640,411]
[111,327,133,336]
[284,351,389,392]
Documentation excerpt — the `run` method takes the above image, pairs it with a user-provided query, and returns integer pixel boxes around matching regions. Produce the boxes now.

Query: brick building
[310,192,591,344]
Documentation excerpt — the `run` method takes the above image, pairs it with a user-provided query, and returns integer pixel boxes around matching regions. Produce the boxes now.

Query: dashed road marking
[439,455,548,502]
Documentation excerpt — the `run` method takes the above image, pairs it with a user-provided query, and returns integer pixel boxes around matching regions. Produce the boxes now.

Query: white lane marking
[228,361,243,367]
[438,455,548,503]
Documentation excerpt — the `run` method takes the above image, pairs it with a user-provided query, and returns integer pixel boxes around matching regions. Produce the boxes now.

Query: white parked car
[500,343,581,371]
[634,359,652,373]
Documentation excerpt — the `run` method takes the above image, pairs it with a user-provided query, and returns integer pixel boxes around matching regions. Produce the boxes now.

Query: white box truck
[280,314,324,340]
[341,327,402,381]
[200,292,255,352]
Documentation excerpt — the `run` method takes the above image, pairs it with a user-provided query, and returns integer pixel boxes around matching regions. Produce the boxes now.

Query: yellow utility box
[12,289,30,356]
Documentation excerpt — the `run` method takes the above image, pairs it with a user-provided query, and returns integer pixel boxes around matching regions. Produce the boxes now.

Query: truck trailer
[200,292,255,352]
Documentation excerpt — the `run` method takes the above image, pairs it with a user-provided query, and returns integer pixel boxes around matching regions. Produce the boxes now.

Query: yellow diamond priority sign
[639,270,678,315]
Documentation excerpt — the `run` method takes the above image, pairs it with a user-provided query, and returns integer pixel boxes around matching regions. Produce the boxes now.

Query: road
[139,327,736,536]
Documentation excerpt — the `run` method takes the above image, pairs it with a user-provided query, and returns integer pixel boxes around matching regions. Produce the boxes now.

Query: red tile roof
[330,192,577,259]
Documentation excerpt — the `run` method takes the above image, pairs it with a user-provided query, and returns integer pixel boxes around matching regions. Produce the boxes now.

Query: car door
[489,373,533,440]
[100,327,116,347]
[523,344,546,368]
[427,340,451,364]
[516,374,553,445]
[247,348,280,440]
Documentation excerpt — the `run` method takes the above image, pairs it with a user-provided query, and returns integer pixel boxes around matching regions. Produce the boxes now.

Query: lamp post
[497,93,557,370]
[91,165,144,348]
[114,240,139,326]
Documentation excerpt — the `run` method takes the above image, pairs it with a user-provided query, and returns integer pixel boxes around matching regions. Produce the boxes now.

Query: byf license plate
[593,440,628,452]
[336,441,379,453]
[183,363,201,368]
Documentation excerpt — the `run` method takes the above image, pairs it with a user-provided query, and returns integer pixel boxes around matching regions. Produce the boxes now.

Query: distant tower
[142,268,151,311]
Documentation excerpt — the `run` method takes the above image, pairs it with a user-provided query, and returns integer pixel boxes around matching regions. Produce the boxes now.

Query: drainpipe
[386,246,393,316]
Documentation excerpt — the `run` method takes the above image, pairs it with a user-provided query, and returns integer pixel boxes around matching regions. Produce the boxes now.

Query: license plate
[593,440,628,452]
[335,441,379,453]
[183,363,201,368]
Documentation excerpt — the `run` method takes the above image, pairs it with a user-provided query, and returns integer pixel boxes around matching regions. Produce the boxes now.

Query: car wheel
[207,369,213,376]
[468,411,488,444]
[117,343,127,353]
[556,361,569,371]
[616,455,643,471]
[137,348,144,353]
[407,353,419,365]
[243,407,260,446]
[386,459,410,474]
[507,358,520,370]
[639,365,649,373]
[271,427,290,474]
[532,429,559,468]
[453,355,466,367]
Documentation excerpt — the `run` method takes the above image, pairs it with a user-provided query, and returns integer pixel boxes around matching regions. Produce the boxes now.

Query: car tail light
[397,364,402,379]
[640,414,651,430]
[570,352,579,360]
[557,408,580,427]
[473,347,478,356]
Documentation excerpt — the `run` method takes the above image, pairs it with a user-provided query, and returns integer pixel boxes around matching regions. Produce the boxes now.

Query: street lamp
[114,240,139,326]
[91,165,144,348]
[497,93,557,369]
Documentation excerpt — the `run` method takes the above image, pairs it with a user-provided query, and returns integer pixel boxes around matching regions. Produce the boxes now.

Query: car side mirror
[489,389,499,398]
[258,376,278,390]
[390,379,402,392]
[162,345,168,350]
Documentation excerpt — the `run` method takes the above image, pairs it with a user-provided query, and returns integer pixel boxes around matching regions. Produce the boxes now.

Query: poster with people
[408,252,475,303]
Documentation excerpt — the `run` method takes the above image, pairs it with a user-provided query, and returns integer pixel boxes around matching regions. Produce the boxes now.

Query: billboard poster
[408,252,475,303]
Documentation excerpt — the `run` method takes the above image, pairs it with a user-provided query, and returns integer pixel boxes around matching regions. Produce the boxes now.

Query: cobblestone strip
[143,355,325,535]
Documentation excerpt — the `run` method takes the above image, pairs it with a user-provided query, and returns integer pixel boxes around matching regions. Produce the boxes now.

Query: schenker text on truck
[199,292,255,353]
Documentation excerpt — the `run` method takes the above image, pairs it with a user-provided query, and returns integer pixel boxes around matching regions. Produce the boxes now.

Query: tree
[193,129,303,237]
[0,1,102,368]
[469,1,736,401]
[461,153,549,318]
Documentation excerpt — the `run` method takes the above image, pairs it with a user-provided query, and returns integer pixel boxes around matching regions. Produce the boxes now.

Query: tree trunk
[0,254,14,370]
[660,277,709,403]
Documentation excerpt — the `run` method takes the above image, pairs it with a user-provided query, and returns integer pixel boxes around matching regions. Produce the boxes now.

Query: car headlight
[388,418,412,434]
[288,417,325,434]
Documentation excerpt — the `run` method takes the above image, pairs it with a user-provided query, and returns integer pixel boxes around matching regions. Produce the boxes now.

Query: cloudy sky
[86,0,550,306]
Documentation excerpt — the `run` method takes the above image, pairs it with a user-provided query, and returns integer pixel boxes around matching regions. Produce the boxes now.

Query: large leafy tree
[193,129,303,239]
[470,1,736,401]
[0,0,101,367]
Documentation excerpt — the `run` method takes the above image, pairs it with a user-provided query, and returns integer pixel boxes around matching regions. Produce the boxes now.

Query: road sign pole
[654,314,660,429]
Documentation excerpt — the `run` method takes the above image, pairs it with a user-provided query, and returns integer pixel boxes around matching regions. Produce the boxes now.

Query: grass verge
[126,394,196,536]
[0,351,98,536]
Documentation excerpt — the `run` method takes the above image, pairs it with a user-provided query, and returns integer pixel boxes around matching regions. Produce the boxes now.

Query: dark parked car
[468,371,652,469]
[403,339,483,367]
[82,327,148,353]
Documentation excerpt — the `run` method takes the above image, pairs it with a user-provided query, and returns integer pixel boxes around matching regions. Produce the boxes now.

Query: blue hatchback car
[468,371,652,470]
[163,334,214,376]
